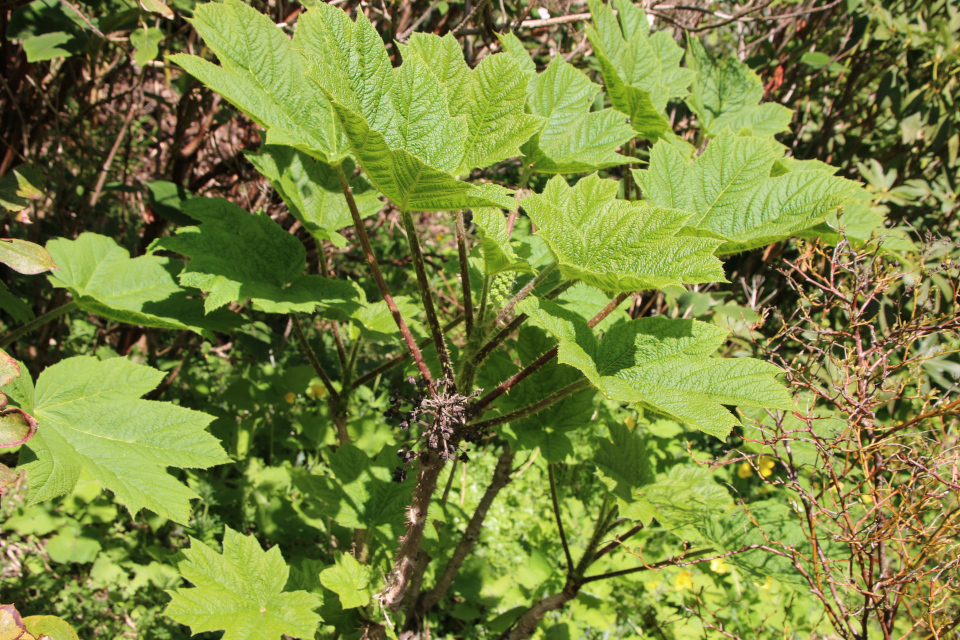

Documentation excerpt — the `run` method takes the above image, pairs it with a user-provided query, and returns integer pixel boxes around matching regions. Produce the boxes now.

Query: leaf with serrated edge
[594,421,654,502]
[522,56,634,174]
[245,147,381,247]
[521,174,724,291]
[634,130,862,254]
[169,0,341,162]
[47,233,243,333]
[686,37,793,137]
[586,0,694,139]
[518,297,793,438]
[155,198,358,314]
[472,208,532,277]
[166,527,321,640]
[6,356,230,523]
[319,552,373,609]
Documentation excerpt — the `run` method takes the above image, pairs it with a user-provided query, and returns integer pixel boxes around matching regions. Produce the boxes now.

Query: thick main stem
[400,209,455,386]
[334,165,432,381]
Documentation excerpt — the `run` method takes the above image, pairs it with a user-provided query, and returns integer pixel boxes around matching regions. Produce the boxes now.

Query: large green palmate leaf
[593,421,654,503]
[318,281,422,343]
[521,174,724,291]
[686,37,793,138]
[166,527,322,640]
[403,33,544,174]
[2,357,230,523]
[293,444,414,535]
[47,233,243,333]
[154,198,359,314]
[639,465,733,535]
[294,4,517,212]
[245,147,381,247]
[633,130,862,254]
[517,52,634,174]
[168,0,342,162]
[518,297,793,438]
[586,0,694,139]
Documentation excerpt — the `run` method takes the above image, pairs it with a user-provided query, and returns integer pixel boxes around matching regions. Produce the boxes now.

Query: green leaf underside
[521,174,724,291]
[47,233,243,333]
[169,0,341,163]
[6,357,230,523]
[296,5,518,211]
[318,552,373,609]
[634,130,862,254]
[0,238,58,275]
[295,443,414,532]
[686,37,793,138]
[245,147,381,247]
[155,198,359,314]
[522,55,634,173]
[166,527,321,640]
[472,208,533,277]
[518,297,793,438]
[587,0,694,139]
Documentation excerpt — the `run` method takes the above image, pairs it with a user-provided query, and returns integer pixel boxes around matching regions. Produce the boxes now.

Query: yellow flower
[758,455,776,478]
[284,392,296,404]
[674,571,694,590]
[738,462,754,479]
[861,493,874,504]
[306,384,326,399]
[624,416,636,429]
[710,558,728,574]
[644,580,662,591]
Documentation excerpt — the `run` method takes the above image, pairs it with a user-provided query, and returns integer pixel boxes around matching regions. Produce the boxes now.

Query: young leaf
[686,37,793,137]
[245,147,381,247]
[633,130,862,254]
[169,0,341,162]
[521,55,634,174]
[318,552,373,609]
[130,27,163,67]
[0,165,44,213]
[586,0,694,139]
[521,174,725,291]
[154,198,358,314]
[0,238,58,274]
[518,297,793,438]
[295,5,517,212]
[47,233,243,332]
[166,527,322,640]
[404,33,544,174]
[4,356,230,523]
[472,208,533,277]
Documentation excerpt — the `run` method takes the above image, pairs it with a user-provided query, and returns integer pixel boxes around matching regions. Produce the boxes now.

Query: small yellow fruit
[759,455,776,478]
[284,392,296,404]
[738,462,753,478]
[674,571,694,590]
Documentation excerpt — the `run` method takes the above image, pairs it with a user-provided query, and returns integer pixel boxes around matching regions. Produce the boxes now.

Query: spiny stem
[549,464,574,574]
[493,262,557,327]
[470,379,591,430]
[456,210,475,337]
[290,314,340,404]
[334,164,432,382]
[471,292,628,414]
[0,300,77,349]
[517,163,535,191]
[477,275,491,326]
[401,209,455,387]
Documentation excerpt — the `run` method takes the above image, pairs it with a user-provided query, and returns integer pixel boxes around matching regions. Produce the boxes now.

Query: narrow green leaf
[47,233,243,332]
[686,37,793,137]
[518,297,793,438]
[169,0,341,162]
[166,527,322,639]
[521,174,725,291]
[634,130,862,253]
[154,198,359,314]
[6,356,230,523]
